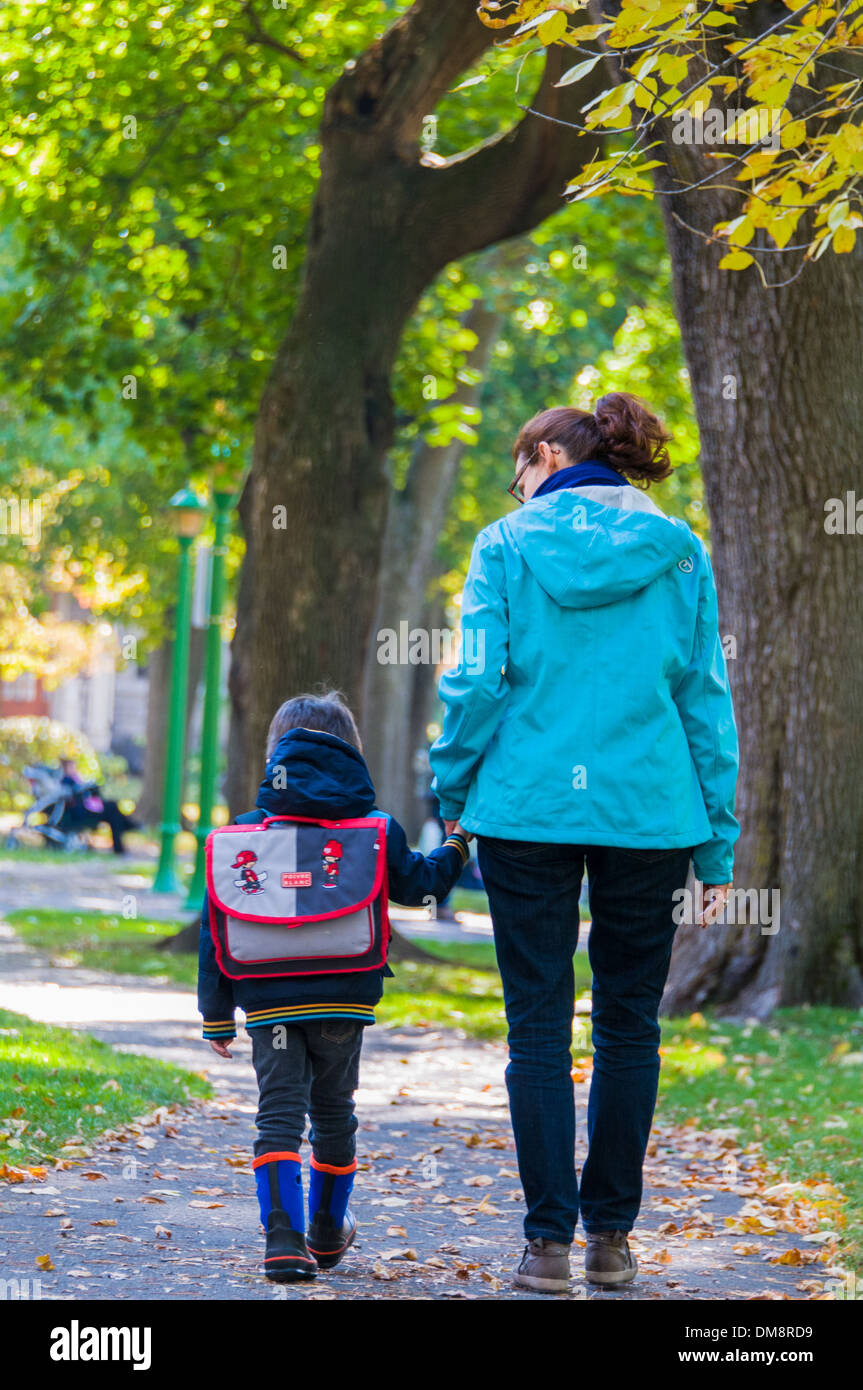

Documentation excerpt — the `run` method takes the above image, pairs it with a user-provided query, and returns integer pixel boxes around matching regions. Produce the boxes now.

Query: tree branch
[243,1,306,64]
[412,42,609,264]
[323,0,491,152]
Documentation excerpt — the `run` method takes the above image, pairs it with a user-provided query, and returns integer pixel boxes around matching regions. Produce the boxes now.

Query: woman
[429,393,739,1293]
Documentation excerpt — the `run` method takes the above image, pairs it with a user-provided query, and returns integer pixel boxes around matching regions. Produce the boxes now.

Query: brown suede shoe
[513,1238,571,1293]
[584,1230,637,1285]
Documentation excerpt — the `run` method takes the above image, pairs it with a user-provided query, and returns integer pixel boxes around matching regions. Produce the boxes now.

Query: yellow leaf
[834,225,856,253]
[782,120,807,149]
[538,10,569,44]
[827,201,850,232]
[36,1254,55,1271]
[718,250,754,270]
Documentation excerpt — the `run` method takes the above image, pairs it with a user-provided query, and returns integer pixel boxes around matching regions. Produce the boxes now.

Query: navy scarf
[533,459,630,498]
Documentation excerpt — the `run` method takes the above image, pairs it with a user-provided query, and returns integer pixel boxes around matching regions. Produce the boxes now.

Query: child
[198,690,470,1282]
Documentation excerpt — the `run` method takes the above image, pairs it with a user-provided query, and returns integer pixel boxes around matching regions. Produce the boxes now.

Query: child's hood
[255,728,376,820]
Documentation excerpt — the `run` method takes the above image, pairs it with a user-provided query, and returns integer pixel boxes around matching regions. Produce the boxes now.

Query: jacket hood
[506,488,698,609]
[255,728,376,820]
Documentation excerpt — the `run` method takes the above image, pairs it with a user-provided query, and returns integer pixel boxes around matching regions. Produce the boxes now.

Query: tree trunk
[657,137,863,1015]
[226,0,610,811]
[360,298,500,823]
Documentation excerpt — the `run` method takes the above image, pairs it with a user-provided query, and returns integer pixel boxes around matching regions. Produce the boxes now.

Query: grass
[0,1007,211,1168]
[5,909,199,988]
[657,1006,863,1274]
[0,843,156,874]
[379,939,593,1038]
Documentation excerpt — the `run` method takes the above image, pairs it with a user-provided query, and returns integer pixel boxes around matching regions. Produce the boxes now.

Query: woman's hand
[698,883,732,927]
[445,819,474,842]
[208,1040,233,1058]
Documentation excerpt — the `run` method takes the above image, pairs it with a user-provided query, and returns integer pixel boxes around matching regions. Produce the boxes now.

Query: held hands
[698,883,732,928]
[444,820,474,842]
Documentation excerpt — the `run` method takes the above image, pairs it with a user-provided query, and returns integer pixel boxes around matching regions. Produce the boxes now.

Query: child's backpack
[205,814,390,979]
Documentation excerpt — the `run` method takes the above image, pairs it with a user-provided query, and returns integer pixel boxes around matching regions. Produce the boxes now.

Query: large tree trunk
[226,0,609,811]
[657,134,863,1015]
[360,298,500,823]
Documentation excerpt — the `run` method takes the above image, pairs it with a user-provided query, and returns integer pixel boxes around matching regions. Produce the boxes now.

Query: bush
[0,717,103,811]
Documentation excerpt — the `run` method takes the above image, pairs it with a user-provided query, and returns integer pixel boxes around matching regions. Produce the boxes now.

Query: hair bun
[593,392,672,485]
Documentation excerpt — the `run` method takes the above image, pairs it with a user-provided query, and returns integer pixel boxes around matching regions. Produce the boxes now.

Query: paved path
[0,918,841,1301]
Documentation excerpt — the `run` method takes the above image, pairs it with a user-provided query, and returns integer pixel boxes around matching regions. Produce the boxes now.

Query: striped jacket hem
[244,1004,376,1027]
[202,1019,237,1039]
[202,1005,377,1036]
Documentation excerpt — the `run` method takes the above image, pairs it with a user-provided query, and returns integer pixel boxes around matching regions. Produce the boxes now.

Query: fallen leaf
[189,1200,225,1209]
[154,1226,171,1239]
[36,1255,54,1271]
[91,1219,117,1227]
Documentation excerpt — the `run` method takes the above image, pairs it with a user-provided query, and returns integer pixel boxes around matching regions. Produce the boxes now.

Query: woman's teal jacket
[429,482,739,885]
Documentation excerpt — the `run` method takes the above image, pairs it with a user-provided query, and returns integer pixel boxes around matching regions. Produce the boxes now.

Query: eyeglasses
[508,444,561,503]
[508,448,537,504]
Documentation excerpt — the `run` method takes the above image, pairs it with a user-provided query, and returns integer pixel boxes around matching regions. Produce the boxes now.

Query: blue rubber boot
[307,1157,357,1269]
[253,1151,316,1282]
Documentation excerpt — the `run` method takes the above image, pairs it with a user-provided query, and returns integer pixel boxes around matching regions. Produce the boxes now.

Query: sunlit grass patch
[0,1007,210,1168]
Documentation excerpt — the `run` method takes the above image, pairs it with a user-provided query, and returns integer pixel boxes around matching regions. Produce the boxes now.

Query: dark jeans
[476,838,693,1244]
[249,1019,364,1166]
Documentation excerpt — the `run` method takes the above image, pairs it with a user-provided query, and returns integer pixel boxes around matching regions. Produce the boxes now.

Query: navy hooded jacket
[197,728,467,1039]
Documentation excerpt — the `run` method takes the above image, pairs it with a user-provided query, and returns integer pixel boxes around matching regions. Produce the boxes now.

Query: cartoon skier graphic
[232,848,268,894]
[321,838,343,888]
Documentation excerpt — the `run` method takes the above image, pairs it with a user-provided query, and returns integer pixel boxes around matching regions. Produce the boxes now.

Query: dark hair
[266,689,362,758]
[511,392,673,487]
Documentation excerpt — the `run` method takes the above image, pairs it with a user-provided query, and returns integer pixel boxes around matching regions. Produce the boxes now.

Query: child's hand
[208,1039,233,1058]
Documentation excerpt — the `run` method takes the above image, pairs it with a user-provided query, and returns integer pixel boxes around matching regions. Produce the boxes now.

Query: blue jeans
[476,838,693,1244]
[249,1020,364,1165]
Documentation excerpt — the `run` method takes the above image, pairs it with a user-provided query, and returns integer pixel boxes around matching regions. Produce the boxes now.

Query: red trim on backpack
[206,815,391,981]
[204,816,388,926]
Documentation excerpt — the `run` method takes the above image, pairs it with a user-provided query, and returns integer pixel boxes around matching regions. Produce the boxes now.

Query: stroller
[3,763,125,853]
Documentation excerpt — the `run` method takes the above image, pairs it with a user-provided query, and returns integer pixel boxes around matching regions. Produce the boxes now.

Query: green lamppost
[152,486,208,895]
[184,482,234,908]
